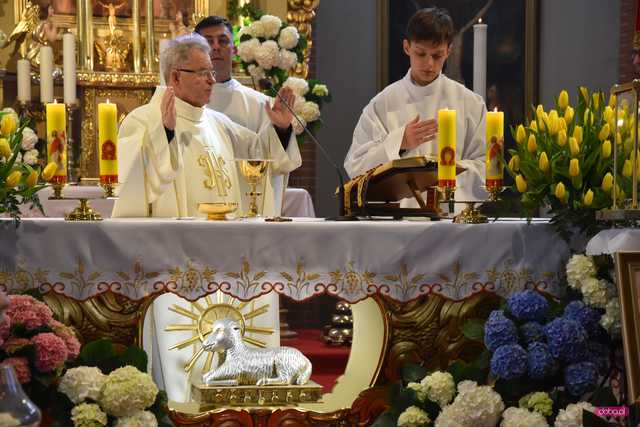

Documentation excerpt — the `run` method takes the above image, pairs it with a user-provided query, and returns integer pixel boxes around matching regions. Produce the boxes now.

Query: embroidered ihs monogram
[198,154,232,196]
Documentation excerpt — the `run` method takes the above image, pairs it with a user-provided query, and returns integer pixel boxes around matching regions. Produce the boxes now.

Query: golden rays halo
[165,293,274,375]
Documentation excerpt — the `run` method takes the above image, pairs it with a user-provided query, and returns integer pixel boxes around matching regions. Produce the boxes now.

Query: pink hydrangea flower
[51,320,81,360]
[6,295,53,330]
[31,332,68,373]
[2,357,32,384]
[2,337,31,355]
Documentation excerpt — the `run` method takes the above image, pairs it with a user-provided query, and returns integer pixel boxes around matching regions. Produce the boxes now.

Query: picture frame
[614,251,640,405]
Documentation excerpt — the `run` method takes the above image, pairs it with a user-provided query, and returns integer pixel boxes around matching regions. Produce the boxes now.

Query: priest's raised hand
[401,115,438,151]
[161,86,177,131]
[265,86,295,130]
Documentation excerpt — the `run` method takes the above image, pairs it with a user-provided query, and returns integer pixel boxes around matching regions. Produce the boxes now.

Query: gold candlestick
[65,198,103,221]
[100,182,116,198]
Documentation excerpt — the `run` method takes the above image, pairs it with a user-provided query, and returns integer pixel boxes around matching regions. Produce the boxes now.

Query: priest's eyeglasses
[178,68,217,79]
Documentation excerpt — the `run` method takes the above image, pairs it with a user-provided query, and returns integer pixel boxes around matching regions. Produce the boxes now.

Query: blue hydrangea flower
[586,341,611,374]
[507,290,549,322]
[544,317,588,363]
[527,342,554,379]
[565,361,598,396]
[490,344,528,380]
[484,310,518,352]
[520,321,544,345]
[563,301,602,333]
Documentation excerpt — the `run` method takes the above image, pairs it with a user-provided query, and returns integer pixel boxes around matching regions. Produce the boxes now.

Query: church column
[146,0,156,72]
[132,0,142,73]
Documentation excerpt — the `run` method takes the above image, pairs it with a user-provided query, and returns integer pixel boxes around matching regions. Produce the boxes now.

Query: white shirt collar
[403,70,443,97]
[150,86,205,123]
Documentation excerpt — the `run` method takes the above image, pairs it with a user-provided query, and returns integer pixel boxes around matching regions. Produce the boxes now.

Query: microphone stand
[261,80,358,221]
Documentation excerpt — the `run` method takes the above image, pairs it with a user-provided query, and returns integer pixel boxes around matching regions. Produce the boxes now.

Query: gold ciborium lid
[197,202,238,221]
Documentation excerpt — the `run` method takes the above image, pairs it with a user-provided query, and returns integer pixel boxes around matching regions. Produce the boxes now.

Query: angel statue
[5,1,40,60]
[169,10,190,38]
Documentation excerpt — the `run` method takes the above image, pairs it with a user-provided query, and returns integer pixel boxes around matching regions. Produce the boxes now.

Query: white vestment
[208,79,301,216]
[345,71,487,204]
[113,86,290,402]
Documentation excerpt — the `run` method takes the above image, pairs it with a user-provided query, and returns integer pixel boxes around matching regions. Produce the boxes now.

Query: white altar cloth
[586,229,640,255]
[19,186,316,218]
[0,218,569,302]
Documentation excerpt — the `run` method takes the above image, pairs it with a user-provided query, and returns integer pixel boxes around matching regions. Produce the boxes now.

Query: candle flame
[53,99,58,104]
[478,18,482,24]
[493,107,498,112]
[106,98,110,103]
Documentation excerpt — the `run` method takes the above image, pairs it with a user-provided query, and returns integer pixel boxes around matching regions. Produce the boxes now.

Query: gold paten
[197,202,238,221]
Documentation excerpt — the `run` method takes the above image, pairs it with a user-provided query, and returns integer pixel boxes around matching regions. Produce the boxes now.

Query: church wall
[314,0,379,218]
[539,0,620,106]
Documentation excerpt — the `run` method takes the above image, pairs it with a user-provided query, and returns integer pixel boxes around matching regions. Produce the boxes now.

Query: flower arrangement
[0,108,56,221]
[373,272,630,426]
[235,12,332,143]
[50,338,168,426]
[505,87,626,239]
[0,294,80,396]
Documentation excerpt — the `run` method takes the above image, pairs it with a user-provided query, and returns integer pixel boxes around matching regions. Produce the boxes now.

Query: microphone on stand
[259,78,357,221]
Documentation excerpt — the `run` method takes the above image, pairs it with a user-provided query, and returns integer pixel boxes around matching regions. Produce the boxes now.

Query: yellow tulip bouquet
[506,87,626,238]
[0,109,57,222]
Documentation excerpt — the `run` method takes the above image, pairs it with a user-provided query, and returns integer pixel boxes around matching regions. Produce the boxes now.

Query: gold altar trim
[191,381,324,410]
[77,71,160,87]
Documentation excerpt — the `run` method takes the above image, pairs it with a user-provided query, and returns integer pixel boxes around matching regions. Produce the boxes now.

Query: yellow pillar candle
[437,108,457,188]
[98,101,118,184]
[485,109,504,189]
[46,100,67,184]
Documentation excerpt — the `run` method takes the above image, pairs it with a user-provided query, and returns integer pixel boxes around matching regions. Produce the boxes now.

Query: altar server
[345,7,487,203]
[196,16,301,215]
[112,33,300,218]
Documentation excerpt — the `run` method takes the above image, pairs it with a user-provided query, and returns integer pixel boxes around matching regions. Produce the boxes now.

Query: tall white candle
[473,19,487,100]
[17,59,31,102]
[39,45,54,104]
[63,32,77,105]
[158,38,170,85]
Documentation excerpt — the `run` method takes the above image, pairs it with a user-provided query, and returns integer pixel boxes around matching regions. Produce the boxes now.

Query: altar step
[283,328,351,392]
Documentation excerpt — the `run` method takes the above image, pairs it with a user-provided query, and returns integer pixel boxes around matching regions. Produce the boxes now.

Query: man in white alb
[112,34,294,402]
[344,7,487,203]
[195,15,301,216]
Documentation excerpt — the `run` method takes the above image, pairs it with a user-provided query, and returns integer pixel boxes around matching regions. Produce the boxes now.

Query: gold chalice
[198,202,238,221]
[236,159,272,217]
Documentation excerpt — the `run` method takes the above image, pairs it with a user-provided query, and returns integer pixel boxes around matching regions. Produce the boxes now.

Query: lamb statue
[201,318,312,386]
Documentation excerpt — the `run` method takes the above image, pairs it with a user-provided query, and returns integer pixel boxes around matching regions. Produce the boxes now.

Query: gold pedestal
[453,202,487,224]
[100,182,116,198]
[49,183,65,200]
[190,381,323,411]
[65,198,103,221]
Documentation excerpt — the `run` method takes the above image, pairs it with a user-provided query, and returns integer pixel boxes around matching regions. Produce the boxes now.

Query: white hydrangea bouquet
[57,365,163,427]
[236,14,332,143]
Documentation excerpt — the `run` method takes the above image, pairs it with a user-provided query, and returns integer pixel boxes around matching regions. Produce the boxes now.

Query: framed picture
[615,251,640,405]
[378,0,539,139]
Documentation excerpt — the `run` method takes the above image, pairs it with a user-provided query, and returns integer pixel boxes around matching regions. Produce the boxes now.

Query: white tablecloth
[20,186,316,218]
[586,229,640,255]
[0,218,569,303]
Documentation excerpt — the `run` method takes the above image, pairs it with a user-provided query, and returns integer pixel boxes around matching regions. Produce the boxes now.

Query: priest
[344,7,487,203]
[195,15,301,216]
[112,33,300,218]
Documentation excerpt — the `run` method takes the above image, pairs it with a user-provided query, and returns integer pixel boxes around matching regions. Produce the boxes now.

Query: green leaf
[582,410,610,427]
[78,338,116,366]
[447,359,485,384]
[462,318,485,341]
[118,345,148,372]
[401,363,428,383]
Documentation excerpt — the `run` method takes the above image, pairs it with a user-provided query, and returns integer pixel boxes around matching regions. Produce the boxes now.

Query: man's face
[403,39,451,86]
[633,50,640,76]
[199,24,235,82]
[170,48,216,107]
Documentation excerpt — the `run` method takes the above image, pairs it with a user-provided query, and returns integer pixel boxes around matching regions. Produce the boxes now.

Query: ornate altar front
[0,218,570,425]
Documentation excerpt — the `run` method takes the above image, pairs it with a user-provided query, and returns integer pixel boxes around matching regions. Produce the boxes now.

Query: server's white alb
[209,79,301,216]
[345,71,488,203]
